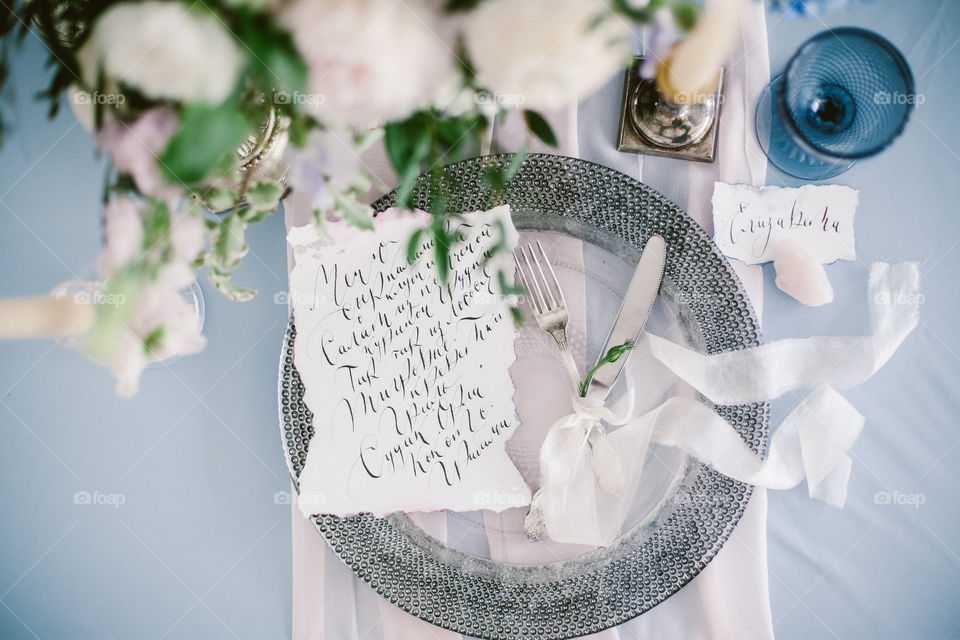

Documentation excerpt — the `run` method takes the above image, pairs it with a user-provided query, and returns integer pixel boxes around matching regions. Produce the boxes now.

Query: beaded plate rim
[278,153,769,640]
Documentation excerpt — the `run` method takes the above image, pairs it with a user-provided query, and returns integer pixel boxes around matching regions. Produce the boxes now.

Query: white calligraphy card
[288,205,531,517]
[711,182,858,265]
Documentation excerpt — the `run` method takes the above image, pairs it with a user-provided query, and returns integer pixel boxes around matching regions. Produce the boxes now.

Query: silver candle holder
[617,56,724,163]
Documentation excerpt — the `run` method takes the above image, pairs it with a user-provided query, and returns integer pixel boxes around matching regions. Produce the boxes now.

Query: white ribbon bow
[529,262,920,546]
[524,396,626,540]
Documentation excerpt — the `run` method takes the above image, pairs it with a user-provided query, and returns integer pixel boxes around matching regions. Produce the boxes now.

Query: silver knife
[585,234,666,400]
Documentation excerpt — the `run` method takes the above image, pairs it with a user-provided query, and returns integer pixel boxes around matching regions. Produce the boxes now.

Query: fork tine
[514,248,544,314]
[521,245,548,312]
[519,246,549,314]
[521,246,548,314]
[536,240,567,308]
[526,244,558,311]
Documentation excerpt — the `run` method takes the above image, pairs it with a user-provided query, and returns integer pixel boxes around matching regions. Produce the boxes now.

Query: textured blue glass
[756,27,914,179]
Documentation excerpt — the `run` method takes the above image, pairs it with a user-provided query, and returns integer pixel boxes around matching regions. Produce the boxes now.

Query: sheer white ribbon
[532,262,920,546]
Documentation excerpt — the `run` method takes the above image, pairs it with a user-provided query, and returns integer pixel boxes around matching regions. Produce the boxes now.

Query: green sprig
[578,340,635,397]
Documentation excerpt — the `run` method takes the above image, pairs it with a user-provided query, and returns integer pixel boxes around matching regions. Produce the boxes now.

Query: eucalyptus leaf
[332,190,374,230]
[208,267,258,302]
[246,180,283,214]
[213,212,249,269]
[204,188,237,213]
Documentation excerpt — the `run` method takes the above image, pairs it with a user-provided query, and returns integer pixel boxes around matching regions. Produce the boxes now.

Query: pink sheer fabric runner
[285,3,774,637]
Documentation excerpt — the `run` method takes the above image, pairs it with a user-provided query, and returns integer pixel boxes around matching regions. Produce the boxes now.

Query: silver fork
[514,240,581,390]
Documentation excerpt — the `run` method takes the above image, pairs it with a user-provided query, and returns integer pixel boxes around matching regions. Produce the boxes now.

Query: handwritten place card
[288,205,531,517]
[711,182,858,265]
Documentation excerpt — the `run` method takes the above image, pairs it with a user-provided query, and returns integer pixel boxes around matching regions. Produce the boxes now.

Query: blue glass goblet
[756,27,915,180]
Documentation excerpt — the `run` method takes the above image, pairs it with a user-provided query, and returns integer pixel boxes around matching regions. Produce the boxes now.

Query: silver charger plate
[278,153,768,639]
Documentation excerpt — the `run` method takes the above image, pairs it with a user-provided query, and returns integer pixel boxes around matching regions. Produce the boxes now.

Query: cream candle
[657,0,747,104]
[0,296,95,339]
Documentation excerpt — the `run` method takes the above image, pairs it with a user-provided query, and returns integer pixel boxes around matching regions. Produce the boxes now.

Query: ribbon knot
[524,394,626,540]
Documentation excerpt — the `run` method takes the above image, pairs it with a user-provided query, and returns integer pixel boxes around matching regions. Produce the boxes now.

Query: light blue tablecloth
[1,1,957,638]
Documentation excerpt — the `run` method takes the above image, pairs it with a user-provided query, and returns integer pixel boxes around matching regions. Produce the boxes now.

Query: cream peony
[279,0,454,128]
[81,1,243,104]
[463,0,631,111]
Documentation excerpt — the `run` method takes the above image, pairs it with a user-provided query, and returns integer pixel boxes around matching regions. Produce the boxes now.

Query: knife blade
[585,234,666,400]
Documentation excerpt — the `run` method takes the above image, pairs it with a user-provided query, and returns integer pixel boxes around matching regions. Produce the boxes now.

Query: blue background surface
[1,1,958,638]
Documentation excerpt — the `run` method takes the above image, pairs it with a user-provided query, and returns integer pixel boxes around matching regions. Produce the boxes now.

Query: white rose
[463,0,631,111]
[279,0,454,127]
[81,1,243,104]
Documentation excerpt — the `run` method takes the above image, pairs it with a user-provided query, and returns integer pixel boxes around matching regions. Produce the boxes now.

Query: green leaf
[406,227,426,264]
[235,11,307,96]
[523,110,558,147]
[286,114,312,148]
[208,267,257,302]
[443,0,486,12]
[431,223,450,281]
[355,128,384,153]
[160,103,249,187]
[496,270,525,296]
[204,188,237,213]
[246,180,283,214]
[83,273,142,360]
[579,340,635,397]
[385,116,431,207]
[142,326,166,353]
[213,212,249,269]
[672,2,699,31]
[332,190,374,230]
[503,145,528,181]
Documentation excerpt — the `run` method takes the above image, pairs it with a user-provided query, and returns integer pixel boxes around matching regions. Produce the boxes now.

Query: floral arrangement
[18,0,867,395]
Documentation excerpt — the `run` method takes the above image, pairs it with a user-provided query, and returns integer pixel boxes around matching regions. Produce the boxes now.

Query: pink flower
[641,8,682,79]
[284,129,362,217]
[110,331,148,397]
[129,283,206,362]
[97,108,181,201]
[108,283,206,396]
[96,196,144,278]
[169,213,207,264]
